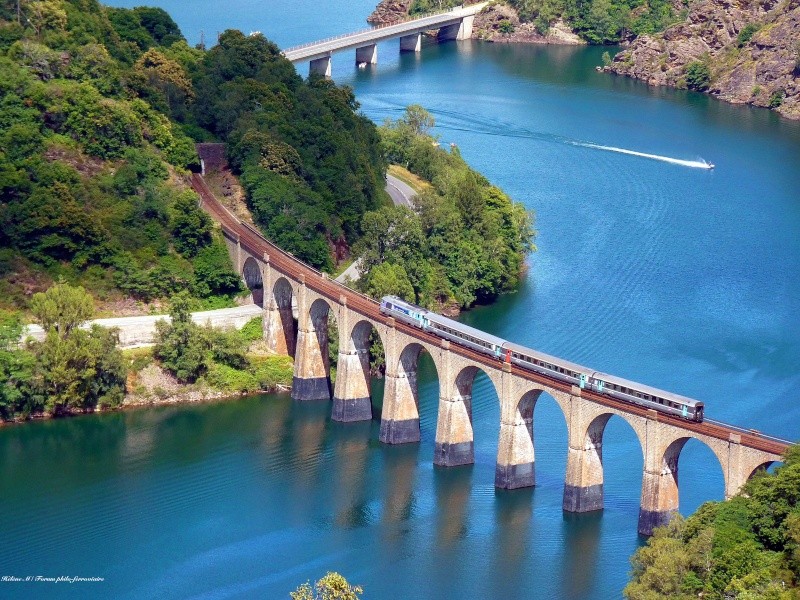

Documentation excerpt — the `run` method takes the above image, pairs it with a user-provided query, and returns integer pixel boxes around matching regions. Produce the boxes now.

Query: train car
[379,297,705,422]
[502,341,593,389]
[589,371,704,422]
[380,296,430,329]
[425,312,507,360]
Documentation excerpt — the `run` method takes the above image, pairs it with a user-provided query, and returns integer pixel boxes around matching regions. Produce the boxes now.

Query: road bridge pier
[399,32,422,52]
[355,43,377,66]
[309,55,332,77]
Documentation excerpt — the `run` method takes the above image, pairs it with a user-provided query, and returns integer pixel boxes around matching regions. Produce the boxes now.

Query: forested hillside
[355,106,535,311]
[626,446,800,599]
[0,0,241,312]
[0,0,388,314]
[371,0,682,44]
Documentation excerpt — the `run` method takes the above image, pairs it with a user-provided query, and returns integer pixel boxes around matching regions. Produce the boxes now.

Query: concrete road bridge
[190,173,792,536]
[282,3,489,77]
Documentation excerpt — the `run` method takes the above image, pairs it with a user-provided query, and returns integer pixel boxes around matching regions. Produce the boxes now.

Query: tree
[30,282,94,338]
[170,190,211,258]
[290,572,363,600]
[154,291,209,382]
[361,262,415,302]
[401,104,435,136]
[0,310,34,419]
[685,61,710,92]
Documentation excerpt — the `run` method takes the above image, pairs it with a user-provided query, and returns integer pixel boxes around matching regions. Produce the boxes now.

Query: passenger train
[380,296,704,422]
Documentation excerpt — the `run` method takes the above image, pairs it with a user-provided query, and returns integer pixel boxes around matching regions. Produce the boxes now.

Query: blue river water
[2,1,798,598]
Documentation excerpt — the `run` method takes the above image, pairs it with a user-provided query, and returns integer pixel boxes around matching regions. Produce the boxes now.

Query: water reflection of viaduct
[192,174,789,536]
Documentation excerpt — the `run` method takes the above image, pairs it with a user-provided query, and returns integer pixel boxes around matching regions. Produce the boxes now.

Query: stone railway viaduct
[190,173,789,536]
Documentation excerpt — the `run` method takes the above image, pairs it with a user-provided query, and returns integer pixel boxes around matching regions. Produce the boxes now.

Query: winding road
[335,172,417,283]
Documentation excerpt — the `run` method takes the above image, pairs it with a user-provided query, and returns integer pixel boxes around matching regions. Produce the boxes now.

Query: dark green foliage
[0,283,127,419]
[625,446,800,599]
[191,30,385,271]
[769,89,785,109]
[357,106,535,310]
[170,190,211,257]
[154,291,208,382]
[192,237,244,297]
[736,23,759,47]
[684,61,711,91]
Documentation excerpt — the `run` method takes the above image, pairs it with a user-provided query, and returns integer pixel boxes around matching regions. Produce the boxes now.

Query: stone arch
[564,411,644,514]
[265,277,296,356]
[495,389,541,489]
[434,364,499,468]
[380,341,441,444]
[242,256,263,306]
[332,318,384,423]
[748,460,779,481]
[291,297,333,401]
[638,435,725,536]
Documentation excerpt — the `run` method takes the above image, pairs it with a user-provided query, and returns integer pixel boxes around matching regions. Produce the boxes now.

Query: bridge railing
[282,5,470,54]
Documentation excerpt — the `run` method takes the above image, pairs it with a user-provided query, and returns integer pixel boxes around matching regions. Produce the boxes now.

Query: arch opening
[331,318,383,423]
[434,364,498,469]
[266,277,297,357]
[566,413,643,518]
[675,437,725,516]
[242,256,263,306]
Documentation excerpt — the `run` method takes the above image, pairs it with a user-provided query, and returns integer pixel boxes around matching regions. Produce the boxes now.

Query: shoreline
[0,383,292,427]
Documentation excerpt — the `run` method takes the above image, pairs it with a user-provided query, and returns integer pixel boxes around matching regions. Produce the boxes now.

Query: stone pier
[380,341,423,444]
[292,281,331,401]
[399,33,422,53]
[355,43,377,65]
[563,413,610,513]
[309,55,332,77]
[332,310,373,422]
[434,358,475,467]
[495,385,537,490]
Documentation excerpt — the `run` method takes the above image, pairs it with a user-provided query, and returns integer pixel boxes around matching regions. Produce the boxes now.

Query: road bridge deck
[282,3,488,64]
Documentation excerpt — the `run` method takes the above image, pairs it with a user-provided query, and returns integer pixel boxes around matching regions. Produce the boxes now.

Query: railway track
[190,174,792,458]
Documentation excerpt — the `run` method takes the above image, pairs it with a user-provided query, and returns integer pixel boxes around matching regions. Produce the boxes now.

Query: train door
[681,405,688,419]
[595,379,605,393]
[579,373,587,389]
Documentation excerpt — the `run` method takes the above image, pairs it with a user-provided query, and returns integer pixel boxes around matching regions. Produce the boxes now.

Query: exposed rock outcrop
[473,4,585,45]
[607,0,800,118]
[367,0,416,25]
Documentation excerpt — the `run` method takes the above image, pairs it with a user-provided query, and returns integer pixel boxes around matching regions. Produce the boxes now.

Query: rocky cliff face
[607,0,800,119]
[367,0,415,25]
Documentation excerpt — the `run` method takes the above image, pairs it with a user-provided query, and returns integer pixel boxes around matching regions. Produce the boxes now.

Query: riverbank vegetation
[355,105,535,310]
[152,292,293,394]
[625,445,800,599]
[0,283,126,421]
[0,283,293,423]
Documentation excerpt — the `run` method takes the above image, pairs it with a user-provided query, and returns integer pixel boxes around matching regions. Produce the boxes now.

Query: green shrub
[250,355,293,390]
[768,89,785,108]
[736,23,759,47]
[684,61,711,92]
[205,362,258,393]
[239,317,263,343]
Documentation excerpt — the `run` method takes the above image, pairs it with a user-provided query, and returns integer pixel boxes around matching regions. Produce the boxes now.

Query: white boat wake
[576,143,714,169]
